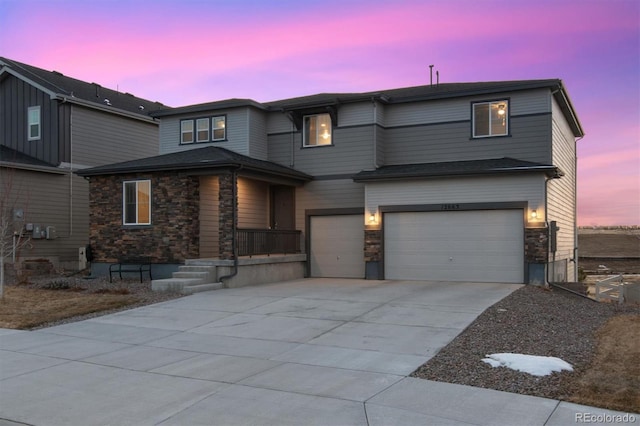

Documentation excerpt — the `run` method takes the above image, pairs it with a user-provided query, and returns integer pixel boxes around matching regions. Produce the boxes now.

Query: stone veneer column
[525,227,549,285]
[364,229,381,262]
[218,171,237,260]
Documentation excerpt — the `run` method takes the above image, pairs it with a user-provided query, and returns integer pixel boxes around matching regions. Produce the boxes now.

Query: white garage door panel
[310,215,365,278]
[385,210,523,283]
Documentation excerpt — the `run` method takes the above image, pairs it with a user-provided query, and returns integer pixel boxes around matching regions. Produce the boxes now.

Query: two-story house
[0,57,164,271]
[78,79,584,289]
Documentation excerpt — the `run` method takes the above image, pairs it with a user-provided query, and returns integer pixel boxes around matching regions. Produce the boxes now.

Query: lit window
[28,106,41,141]
[181,120,194,143]
[212,116,226,141]
[473,100,508,137]
[196,118,209,142]
[304,113,332,147]
[123,180,151,225]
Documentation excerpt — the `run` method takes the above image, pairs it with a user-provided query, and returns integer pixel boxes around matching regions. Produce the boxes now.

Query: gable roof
[0,57,167,118]
[76,146,312,182]
[352,157,563,182]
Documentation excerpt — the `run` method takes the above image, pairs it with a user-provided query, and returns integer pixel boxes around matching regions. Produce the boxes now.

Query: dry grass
[0,286,138,329]
[570,314,640,412]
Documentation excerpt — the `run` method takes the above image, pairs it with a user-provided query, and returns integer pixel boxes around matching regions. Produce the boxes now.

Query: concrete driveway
[0,279,633,425]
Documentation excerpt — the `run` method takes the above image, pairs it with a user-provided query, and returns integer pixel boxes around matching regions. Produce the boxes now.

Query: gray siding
[248,109,268,160]
[199,176,219,258]
[548,98,578,281]
[159,108,255,156]
[383,114,552,165]
[238,177,269,228]
[72,105,158,167]
[295,179,365,251]
[268,126,374,176]
[6,168,89,265]
[0,74,66,165]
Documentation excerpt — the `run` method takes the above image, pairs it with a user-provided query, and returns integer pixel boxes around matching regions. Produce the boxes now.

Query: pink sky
[1,0,638,225]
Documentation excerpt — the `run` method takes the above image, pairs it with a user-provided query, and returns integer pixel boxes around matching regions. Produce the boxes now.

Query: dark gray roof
[352,158,563,182]
[0,57,167,115]
[0,145,55,168]
[76,146,312,182]
[151,98,266,117]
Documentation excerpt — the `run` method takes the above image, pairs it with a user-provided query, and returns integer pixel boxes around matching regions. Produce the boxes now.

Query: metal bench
[109,257,152,283]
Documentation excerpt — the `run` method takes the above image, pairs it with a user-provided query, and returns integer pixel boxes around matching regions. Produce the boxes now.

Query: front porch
[151,253,307,293]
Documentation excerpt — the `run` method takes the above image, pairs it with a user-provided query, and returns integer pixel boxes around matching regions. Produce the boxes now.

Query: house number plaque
[440,204,460,210]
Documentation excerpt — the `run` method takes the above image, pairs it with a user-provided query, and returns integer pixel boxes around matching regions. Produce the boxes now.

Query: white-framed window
[212,116,226,141]
[28,106,41,141]
[181,120,194,143]
[123,180,151,225]
[303,113,332,147]
[196,118,209,142]
[473,100,508,137]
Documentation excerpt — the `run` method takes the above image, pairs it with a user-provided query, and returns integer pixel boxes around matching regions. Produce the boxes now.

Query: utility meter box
[46,226,57,240]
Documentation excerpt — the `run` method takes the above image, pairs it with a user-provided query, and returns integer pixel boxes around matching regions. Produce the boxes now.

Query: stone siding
[364,229,381,262]
[218,172,237,259]
[88,172,199,263]
[525,227,549,263]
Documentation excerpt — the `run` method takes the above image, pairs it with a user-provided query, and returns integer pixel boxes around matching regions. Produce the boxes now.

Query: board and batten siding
[71,106,158,167]
[0,74,65,165]
[8,169,89,265]
[199,176,219,258]
[547,97,578,281]
[238,177,270,228]
[365,174,545,224]
[248,109,268,160]
[158,107,256,157]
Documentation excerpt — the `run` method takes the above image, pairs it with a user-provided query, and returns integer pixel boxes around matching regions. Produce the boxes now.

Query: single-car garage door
[310,215,365,278]
[384,210,524,283]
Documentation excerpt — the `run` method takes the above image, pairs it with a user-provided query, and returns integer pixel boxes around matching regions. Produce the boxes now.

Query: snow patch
[482,353,573,376]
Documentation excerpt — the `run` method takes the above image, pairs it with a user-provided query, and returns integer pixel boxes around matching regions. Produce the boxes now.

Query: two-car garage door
[384,210,524,283]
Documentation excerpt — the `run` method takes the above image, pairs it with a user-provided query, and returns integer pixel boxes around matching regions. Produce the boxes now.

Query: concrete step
[181,282,224,295]
[173,271,210,280]
[152,278,203,293]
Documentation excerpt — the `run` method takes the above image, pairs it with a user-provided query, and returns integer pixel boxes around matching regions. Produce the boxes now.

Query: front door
[271,186,295,230]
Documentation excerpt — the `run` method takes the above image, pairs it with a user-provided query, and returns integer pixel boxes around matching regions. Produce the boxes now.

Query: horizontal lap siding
[7,169,89,263]
[238,177,269,228]
[248,109,268,160]
[296,179,365,250]
[548,98,577,281]
[72,106,158,167]
[384,115,551,165]
[199,176,219,258]
[158,109,251,156]
[366,175,544,218]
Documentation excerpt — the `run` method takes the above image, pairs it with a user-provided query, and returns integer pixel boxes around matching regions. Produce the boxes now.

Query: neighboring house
[0,57,165,271]
[78,79,584,287]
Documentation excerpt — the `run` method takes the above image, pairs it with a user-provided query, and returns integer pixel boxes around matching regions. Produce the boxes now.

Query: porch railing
[237,229,301,257]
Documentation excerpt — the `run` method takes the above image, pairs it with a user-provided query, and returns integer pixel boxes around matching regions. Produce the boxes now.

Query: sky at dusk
[1,0,638,225]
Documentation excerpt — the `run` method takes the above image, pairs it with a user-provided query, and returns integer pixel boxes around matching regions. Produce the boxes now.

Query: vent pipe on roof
[429,65,434,86]
[436,71,440,86]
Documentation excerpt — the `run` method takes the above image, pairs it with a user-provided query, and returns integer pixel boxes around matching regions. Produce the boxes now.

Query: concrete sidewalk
[0,279,637,425]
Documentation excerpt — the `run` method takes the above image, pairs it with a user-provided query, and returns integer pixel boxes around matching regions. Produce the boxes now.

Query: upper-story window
[123,180,151,225]
[181,120,194,143]
[180,115,226,144]
[196,118,209,142]
[303,113,332,147]
[28,106,41,141]
[473,100,508,138]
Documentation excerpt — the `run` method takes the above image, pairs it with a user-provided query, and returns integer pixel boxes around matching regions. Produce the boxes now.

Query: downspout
[69,101,73,236]
[372,97,377,168]
[219,166,241,283]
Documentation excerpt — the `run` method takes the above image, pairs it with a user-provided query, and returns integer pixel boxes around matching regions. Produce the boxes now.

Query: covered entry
[384,210,524,283]
[309,214,365,278]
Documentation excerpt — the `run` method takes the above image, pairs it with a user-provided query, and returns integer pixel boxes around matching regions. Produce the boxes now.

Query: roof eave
[353,167,561,182]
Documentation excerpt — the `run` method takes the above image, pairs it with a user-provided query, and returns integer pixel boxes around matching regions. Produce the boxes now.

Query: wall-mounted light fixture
[530,209,538,220]
[369,213,376,223]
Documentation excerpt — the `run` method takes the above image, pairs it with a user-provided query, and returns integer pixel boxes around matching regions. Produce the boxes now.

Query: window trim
[303,113,333,148]
[212,115,226,141]
[472,99,509,138]
[180,119,194,144]
[123,180,151,226]
[196,117,210,143]
[28,106,41,141]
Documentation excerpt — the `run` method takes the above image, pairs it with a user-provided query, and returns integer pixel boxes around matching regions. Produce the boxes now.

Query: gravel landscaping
[412,284,640,403]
